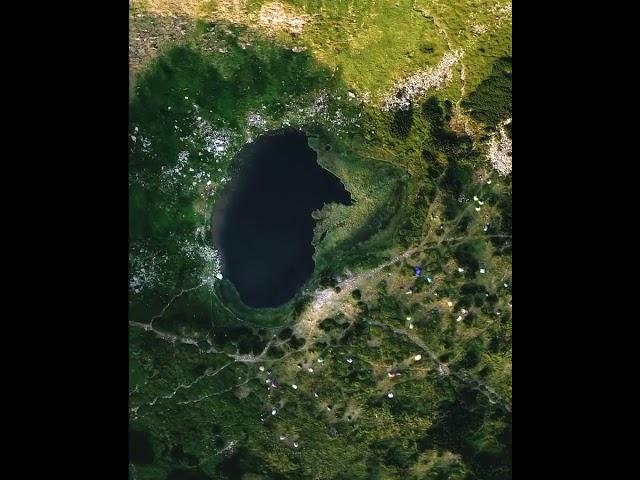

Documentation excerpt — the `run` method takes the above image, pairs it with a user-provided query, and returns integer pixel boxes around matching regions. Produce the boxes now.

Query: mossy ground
[129,2,511,479]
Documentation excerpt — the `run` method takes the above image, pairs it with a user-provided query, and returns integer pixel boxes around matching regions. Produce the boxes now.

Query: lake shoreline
[210,128,351,309]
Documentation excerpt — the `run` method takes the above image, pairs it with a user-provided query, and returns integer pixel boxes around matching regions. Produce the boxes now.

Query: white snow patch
[487,118,512,175]
[247,112,268,129]
[382,51,463,111]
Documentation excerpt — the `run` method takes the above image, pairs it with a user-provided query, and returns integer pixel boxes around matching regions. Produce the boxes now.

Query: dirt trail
[366,318,511,412]
[297,246,422,337]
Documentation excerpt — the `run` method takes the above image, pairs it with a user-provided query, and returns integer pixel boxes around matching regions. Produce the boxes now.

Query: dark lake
[212,130,352,308]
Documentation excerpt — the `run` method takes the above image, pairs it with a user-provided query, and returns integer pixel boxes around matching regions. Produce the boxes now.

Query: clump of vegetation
[390,106,414,138]
[462,57,512,129]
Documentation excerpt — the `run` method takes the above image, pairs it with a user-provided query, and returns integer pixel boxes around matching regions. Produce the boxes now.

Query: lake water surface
[212,130,351,308]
